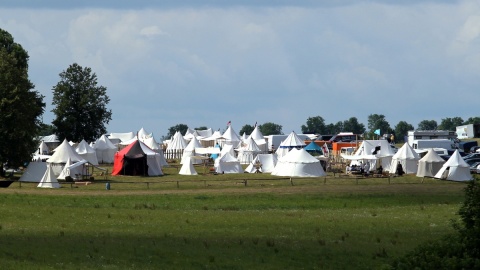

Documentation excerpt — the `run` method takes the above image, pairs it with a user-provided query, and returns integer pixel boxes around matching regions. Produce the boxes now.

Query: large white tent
[237,137,262,164]
[416,148,446,178]
[247,126,267,152]
[221,125,241,147]
[434,150,472,181]
[279,131,306,149]
[108,132,135,145]
[76,139,99,165]
[389,143,420,174]
[19,161,47,182]
[245,154,278,173]
[271,148,326,177]
[166,131,187,159]
[214,152,242,174]
[93,135,117,164]
[181,136,204,165]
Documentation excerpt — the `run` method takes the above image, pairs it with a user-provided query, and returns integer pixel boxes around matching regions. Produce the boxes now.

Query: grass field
[0,166,474,269]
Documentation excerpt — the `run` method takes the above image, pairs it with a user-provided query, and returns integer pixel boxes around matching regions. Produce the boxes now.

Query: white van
[411,139,457,151]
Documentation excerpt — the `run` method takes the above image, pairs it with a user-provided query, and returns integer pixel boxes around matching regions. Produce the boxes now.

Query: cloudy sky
[1,0,479,138]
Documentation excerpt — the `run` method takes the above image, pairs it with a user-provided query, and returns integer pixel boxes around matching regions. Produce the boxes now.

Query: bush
[391,179,480,269]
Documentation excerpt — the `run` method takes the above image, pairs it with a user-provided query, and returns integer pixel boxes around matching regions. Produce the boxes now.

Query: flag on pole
[227,121,231,126]
[374,129,381,136]
[322,143,329,157]
[254,121,257,127]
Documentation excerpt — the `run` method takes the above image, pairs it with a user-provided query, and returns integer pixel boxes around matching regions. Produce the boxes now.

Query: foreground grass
[0,174,467,270]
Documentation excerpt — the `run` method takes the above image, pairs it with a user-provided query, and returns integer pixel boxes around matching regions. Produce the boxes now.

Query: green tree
[51,63,112,142]
[367,114,391,138]
[239,124,254,136]
[343,117,365,134]
[464,117,480,125]
[417,120,438,130]
[438,117,464,131]
[0,28,45,170]
[259,122,283,135]
[167,124,188,139]
[301,116,326,134]
[394,121,414,143]
[38,123,55,137]
[195,126,208,130]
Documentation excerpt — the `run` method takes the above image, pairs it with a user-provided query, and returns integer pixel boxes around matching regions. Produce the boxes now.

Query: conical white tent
[222,125,241,147]
[93,135,117,164]
[37,165,61,188]
[108,132,135,145]
[76,139,99,165]
[237,137,262,164]
[181,137,203,165]
[137,127,152,140]
[416,149,446,178]
[142,137,168,167]
[166,131,188,159]
[434,150,472,181]
[214,152,242,173]
[248,126,267,152]
[36,141,50,155]
[279,131,306,149]
[57,157,73,180]
[179,157,198,175]
[389,143,420,174]
[245,154,278,173]
[272,148,326,177]
[49,139,84,164]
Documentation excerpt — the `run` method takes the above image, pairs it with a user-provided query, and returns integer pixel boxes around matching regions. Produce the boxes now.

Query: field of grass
[0,167,474,269]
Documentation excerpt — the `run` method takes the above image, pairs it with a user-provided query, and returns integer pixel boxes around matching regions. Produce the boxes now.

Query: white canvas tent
[108,132,135,145]
[434,150,472,181]
[178,157,198,175]
[181,136,203,165]
[279,131,306,149]
[416,148,446,178]
[214,152,242,174]
[93,135,117,164]
[245,154,278,173]
[37,165,61,188]
[247,126,267,152]
[271,148,326,177]
[166,131,187,159]
[389,143,420,174]
[236,137,262,164]
[35,141,50,155]
[19,161,47,182]
[221,125,241,147]
[76,139,99,165]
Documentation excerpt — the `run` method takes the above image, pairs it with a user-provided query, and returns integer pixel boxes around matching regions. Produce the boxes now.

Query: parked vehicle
[465,157,480,166]
[469,161,480,174]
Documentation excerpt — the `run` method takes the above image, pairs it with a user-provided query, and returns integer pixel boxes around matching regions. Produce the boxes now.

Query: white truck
[411,139,458,151]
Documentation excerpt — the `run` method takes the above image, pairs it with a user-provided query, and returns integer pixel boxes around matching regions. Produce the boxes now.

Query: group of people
[346,161,399,177]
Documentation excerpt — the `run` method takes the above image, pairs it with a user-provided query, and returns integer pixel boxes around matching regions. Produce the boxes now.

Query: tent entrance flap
[123,154,149,176]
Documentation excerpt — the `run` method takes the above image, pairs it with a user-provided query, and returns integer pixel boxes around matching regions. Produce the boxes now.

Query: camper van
[411,139,457,151]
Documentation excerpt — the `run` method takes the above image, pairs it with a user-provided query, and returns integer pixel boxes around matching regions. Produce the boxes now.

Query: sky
[1,0,479,139]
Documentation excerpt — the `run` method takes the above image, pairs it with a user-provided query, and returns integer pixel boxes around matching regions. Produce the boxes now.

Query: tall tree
[417,120,438,130]
[239,124,254,136]
[438,117,464,131]
[394,121,414,143]
[259,122,283,135]
[167,124,189,139]
[0,28,45,169]
[301,116,326,134]
[342,117,365,134]
[52,63,112,142]
[367,114,391,136]
[464,117,480,125]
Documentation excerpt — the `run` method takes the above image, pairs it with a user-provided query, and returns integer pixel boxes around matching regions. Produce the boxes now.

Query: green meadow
[0,168,471,269]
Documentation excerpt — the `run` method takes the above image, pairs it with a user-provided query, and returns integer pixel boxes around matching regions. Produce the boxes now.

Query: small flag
[322,143,329,157]
[254,121,257,127]
[374,129,381,136]
[227,121,231,126]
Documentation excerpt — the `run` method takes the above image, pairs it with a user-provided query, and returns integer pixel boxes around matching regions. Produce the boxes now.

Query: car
[469,161,480,174]
[464,157,480,166]
[463,153,480,160]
